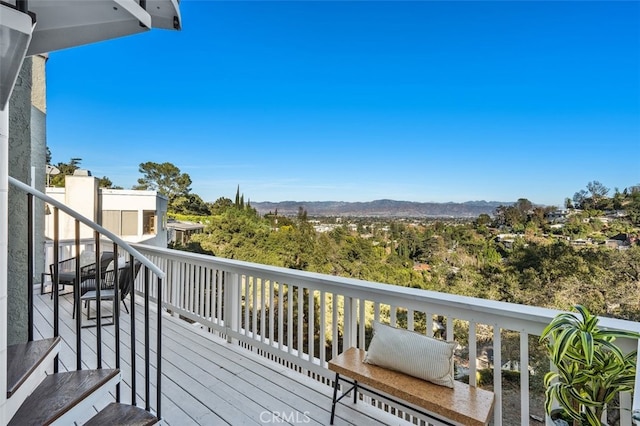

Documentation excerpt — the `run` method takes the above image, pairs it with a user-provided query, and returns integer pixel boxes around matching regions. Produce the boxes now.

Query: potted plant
[539,305,639,426]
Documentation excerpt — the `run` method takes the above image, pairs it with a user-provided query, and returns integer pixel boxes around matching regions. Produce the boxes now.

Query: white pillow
[363,321,456,388]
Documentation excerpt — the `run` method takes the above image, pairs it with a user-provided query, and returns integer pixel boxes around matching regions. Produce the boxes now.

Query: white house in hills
[45,171,168,247]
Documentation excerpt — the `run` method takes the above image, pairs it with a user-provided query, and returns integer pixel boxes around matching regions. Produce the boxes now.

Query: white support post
[170,259,178,317]
[225,271,239,344]
[343,296,357,350]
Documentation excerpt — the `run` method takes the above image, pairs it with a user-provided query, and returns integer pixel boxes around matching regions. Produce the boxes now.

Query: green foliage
[539,305,639,426]
[47,155,118,188]
[134,161,192,210]
[172,193,211,215]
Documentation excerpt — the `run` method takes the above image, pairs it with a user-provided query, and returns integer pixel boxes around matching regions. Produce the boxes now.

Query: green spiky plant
[539,305,639,426]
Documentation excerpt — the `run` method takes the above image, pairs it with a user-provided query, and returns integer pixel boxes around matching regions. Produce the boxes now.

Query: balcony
[35,239,640,425]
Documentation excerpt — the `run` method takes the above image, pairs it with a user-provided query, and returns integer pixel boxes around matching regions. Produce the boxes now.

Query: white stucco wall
[45,180,168,248]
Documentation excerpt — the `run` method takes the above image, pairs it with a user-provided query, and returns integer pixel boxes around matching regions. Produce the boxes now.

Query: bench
[328,347,494,426]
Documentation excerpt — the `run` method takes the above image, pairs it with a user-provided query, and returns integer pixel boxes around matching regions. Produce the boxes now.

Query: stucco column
[31,55,47,288]
[7,58,33,345]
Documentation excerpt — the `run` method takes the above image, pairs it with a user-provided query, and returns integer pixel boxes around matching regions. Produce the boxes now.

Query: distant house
[45,171,168,247]
[604,233,633,250]
[545,209,569,223]
[167,220,205,245]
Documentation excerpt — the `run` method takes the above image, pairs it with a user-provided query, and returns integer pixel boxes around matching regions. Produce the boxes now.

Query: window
[102,210,121,235]
[102,210,138,236]
[122,211,138,235]
[143,211,156,234]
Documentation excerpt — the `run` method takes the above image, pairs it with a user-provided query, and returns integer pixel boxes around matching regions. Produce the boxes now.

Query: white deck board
[32,287,412,425]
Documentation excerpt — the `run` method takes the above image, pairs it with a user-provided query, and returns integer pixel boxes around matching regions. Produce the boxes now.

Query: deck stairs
[6,305,160,425]
[6,177,164,425]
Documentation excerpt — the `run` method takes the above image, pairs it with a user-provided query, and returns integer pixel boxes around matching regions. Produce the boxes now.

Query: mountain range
[250,199,508,218]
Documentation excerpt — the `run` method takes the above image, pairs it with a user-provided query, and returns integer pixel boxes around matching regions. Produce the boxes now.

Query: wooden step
[7,336,60,397]
[84,402,159,426]
[8,369,120,426]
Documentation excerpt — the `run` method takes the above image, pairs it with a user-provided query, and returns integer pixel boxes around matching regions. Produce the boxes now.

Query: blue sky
[46,1,639,207]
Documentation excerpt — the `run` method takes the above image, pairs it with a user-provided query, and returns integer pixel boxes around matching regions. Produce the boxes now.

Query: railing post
[170,259,178,318]
[343,296,357,350]
[225,271,240,344]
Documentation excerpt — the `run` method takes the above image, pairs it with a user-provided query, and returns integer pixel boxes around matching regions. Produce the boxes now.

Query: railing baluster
[74,219,81,369]
[469,321,477,387]
[268,280,274,346]
[320,290,326,366]
[520,332,529,426]
[130,253,137,406]
[261,279,267,344]
[331,294,338,359]
[287,284,293,354]
[493,325,502,425]
[27,193,33,341]
[358,298,365,349]
[53,207,59,373]
[407,308,414,332]
[204,267,210,323]
[446,315,453,341]
[390,304,397,327]
[95,231,102,369]
[144,266,151,411]
[253,277,259,340]
[157,275,163,420]
[113,243,120,402]
[241,275,247,336]
[297,285,303,358]
[308,289,314,360]
[197,264,203,318]
[277,282,284,351]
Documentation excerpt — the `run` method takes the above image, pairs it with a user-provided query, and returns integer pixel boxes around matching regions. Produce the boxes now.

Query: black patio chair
[79,260,141,327]
[47,251,115,318]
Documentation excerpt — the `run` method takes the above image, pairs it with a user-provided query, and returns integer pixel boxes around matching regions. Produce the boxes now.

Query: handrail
[9,176,165,279]
[133,244,640,425]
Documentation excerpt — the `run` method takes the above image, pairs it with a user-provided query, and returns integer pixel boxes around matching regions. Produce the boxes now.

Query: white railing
[133,244,640,426]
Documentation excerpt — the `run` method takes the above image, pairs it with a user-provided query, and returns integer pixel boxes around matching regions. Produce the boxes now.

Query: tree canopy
[47,155,118,189]
[133,161,192,209]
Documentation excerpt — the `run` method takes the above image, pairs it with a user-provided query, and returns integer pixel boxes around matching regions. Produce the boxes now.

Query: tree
[209,197,233,215]
[586,180,609,202]
[97,176,120,189]
[172,193,211,215]
[573,189,588,209]
[564,198,573,209]
[134,161,192,206]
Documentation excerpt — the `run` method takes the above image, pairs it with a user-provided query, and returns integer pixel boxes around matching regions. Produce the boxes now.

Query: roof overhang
[0,3,34,110]
[26,0,155,56]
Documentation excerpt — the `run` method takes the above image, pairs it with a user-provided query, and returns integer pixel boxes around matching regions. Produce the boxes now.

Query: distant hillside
[250,199,508,218]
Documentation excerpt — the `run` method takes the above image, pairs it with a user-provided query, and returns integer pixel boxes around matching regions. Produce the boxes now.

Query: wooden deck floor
[33,288,410,425]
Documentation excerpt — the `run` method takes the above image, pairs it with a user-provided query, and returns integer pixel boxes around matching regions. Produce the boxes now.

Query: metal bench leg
[353,380,358,404]
[330,372,340,425]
